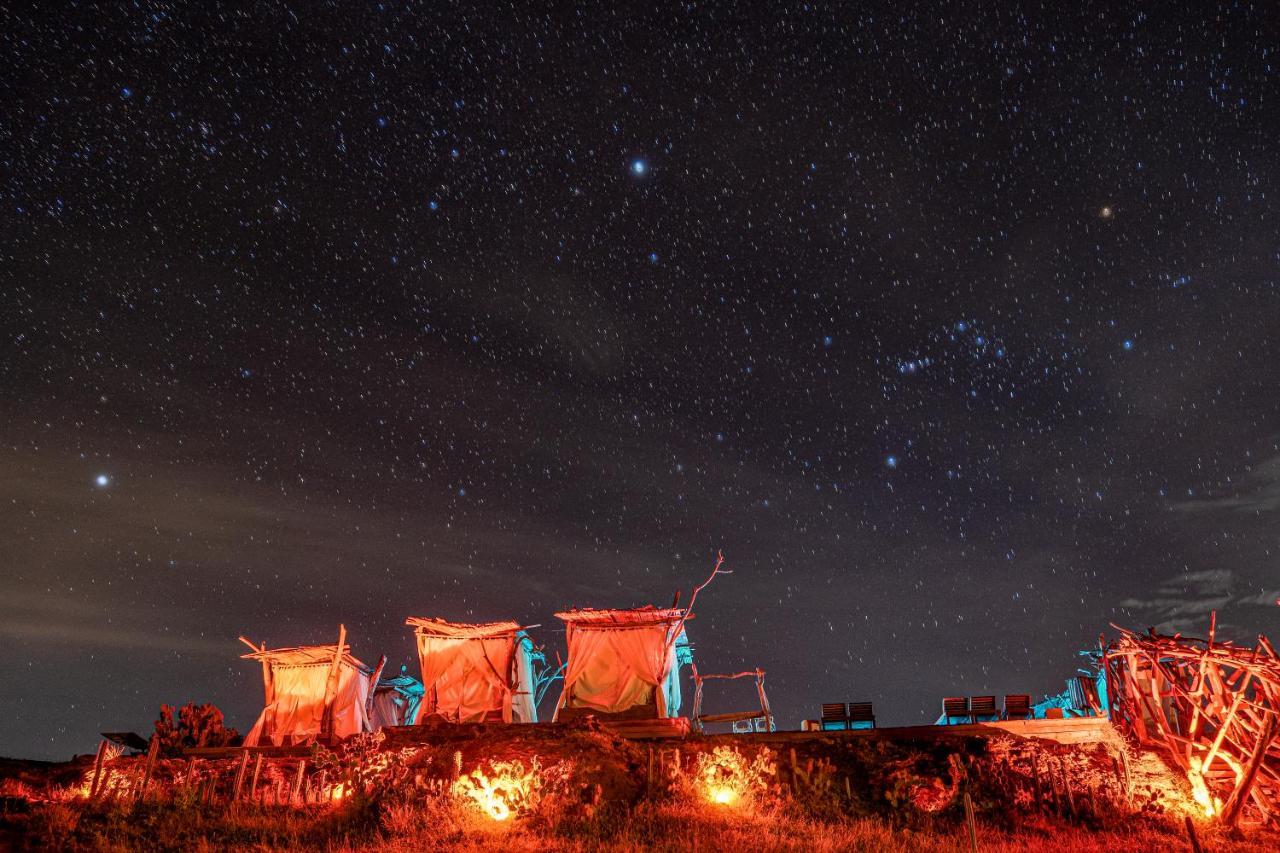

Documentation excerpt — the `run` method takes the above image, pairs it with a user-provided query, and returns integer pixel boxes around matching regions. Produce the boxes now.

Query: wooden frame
[1104,615,1280,826]
[690,666,774,733]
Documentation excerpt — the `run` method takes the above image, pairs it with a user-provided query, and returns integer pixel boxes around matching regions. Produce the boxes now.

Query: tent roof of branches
[239,635,377,747]
[553,606,694,722]
[405,617,539,724]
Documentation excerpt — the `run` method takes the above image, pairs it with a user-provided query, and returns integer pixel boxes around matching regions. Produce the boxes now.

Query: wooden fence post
[1184,816,1204,853]
[232,749,251,802]
[291,760,307,805]
[250,754,264,801]
[1060,761,1076,817]
[963,791,979,851]
[88,741,108,798]
[137,737,160,800]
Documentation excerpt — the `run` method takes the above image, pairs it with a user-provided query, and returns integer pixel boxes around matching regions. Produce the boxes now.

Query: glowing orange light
[694,746,772,809]
[708,785,738,805]
[452,758,541,821]
[1186,757,1220,817]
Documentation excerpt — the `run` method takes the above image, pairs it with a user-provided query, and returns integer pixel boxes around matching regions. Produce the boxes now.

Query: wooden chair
[942,696,969,725]
[821,702,848,731]
[1004,694,1032,720]
[969,695,998,722]
[847,702,876,730]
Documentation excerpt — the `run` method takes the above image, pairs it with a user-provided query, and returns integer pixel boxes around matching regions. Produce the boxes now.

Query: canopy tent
[553,606,693,722]
[369,668,425,728]
[240,634,375,747]
[405,617,539,724]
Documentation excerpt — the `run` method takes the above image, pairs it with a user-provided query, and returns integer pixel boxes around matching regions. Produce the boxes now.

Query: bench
[970,695,998,722]
[847,702,876,730]
[942,696,969,725]
[1004,694,1032,720]
[820,702,848,731]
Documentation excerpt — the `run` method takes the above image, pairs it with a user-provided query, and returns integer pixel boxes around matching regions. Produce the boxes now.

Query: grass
[3,727,1277,851]
[6,794,1274,852]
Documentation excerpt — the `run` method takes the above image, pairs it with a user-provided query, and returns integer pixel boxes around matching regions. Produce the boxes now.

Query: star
[885,456,898,469]
[1122,339,1134,351]
[94,474,111,487]
[631,159,647,176]
[1099,205,1114,219]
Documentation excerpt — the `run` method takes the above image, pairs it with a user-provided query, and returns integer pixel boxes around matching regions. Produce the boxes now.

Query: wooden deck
[738,715,1118,746]
[183,716,1118,756]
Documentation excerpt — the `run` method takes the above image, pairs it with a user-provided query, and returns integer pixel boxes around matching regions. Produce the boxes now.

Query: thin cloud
[1175,456,1280,514]
[1119,569,1280,635]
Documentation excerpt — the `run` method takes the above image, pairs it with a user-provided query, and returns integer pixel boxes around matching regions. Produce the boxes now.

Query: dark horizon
[3,4,1278,761]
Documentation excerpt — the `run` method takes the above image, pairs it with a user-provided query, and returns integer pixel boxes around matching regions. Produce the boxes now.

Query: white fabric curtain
[416,634,516,722]
[556,624,676,717]
[511,635,538,723]
[243,662,371,746]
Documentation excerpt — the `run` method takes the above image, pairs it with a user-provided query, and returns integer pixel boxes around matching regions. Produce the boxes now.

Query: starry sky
[3,3,1279,760]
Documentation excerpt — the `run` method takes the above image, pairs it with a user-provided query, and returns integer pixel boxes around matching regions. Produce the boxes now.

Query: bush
[153,704,240,757]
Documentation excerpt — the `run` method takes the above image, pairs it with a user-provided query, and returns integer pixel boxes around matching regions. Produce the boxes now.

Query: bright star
[631,159,647,176]
[1099,205,1114,219]
[1122,339,1134,351]
[885,456,898,469]
[94,474,110,487]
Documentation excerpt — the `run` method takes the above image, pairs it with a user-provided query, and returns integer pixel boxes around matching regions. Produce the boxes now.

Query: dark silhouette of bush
[153,703,240,757]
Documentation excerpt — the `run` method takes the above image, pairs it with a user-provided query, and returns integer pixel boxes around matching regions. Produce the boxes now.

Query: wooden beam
[88,740,108,799]
[1222,713,1276,827]
[366,654,388,717]
[321,624,346,740]
[232,749,251,801]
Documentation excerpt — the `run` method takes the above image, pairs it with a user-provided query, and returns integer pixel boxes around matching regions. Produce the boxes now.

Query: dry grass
[4,729,1278,851]
[6,786,1275,852]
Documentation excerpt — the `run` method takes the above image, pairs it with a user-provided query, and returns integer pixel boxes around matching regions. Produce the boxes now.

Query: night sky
[3,3,1278,761]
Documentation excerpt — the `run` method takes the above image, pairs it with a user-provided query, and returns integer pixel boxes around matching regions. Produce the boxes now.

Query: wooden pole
[137,737,160,800]
[88,740,108,799]
[292,759,307,805]
[250,754,264,801]
[366,654,388,717]
[1222,713,1276,827]
[963,791,979,852]
[321,624,347,740]
[232,749,251,801]
[1060,760,1076,817]
[1184,815,1204,853]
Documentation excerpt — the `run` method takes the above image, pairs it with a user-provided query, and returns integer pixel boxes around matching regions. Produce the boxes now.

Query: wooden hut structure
[239,626,379,747]
[552,606,693,723]
[1104,616,1280,826]
[405,617,539,723]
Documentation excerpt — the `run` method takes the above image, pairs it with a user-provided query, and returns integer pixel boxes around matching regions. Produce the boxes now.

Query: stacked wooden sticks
[1103,614,1280,827]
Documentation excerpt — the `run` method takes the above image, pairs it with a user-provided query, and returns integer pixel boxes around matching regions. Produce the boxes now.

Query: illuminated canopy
[406,617,538,724]
[240,640,374,747]
[553,606,693,721]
